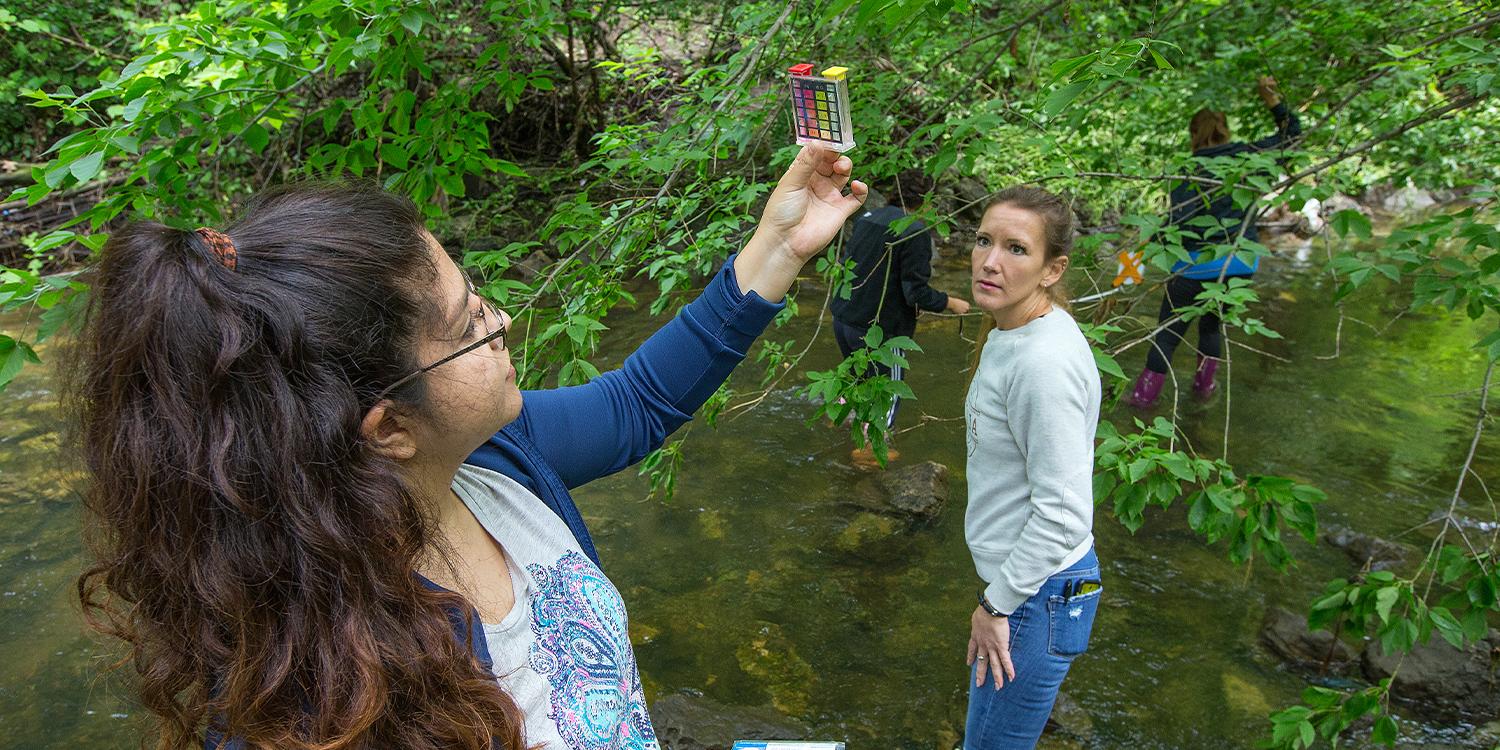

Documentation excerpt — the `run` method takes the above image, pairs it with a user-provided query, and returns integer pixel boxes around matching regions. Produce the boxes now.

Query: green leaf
[1161,452,1197,482]
[243,124,270,154]
[1043,80,1089,117]
[122,97,146,122]
[381,142,410,170]
[1206,484,1237,512]
[117,54,153,81]
[400,9,425,35]
[109,134,140,154]
[0,336,41,390]
[1187,492,1209,530]
[1374,586,1399,623]
[1428,607,1465,648]
[495,160,528,178]
[1093,347,1126,380]
[1330,210,1372,240]
[1371,715,1398,745]
[1311,589,1347,611]
[69,152,104,183]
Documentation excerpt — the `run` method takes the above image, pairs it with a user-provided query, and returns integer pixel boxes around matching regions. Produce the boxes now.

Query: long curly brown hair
[66,184,528,750]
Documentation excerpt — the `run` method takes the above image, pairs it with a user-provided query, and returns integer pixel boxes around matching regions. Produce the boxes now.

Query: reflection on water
[1,231,1495,749]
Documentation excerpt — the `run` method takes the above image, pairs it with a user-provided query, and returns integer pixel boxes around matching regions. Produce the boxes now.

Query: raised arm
[514,259,779,488]
[1248,76,1302,152]
[513,145,868,488]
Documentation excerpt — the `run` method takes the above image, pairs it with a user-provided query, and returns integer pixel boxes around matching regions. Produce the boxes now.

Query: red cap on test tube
[787,63,814,75]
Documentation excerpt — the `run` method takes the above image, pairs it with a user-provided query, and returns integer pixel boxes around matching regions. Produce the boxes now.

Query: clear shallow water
[1,230,1495,749]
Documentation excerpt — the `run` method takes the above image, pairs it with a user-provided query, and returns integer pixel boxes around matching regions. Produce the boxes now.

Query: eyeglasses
[373,279,507,403]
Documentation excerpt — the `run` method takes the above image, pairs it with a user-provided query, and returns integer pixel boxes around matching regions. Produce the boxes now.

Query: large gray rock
[1363,182,1437,213]
[1362,629,1500,722]
[651,692,810,750]
[1322,525,1414,572]
[1259,606,1358,673]
[1323,193,1369,216]
[1380,185,1437,212]
[851,460,950,522]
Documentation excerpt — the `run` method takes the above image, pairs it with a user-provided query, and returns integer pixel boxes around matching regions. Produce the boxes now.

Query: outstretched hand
[753,144,869,262]
[734,144,868,300]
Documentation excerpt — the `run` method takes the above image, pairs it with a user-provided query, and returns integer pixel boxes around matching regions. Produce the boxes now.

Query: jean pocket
[1046,588,1101,657]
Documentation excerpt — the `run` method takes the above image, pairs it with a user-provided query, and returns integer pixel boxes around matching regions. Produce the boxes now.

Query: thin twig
[1422,360,1497,599]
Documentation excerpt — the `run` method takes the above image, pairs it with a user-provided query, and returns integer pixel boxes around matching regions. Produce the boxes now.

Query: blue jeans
[964,548,1101,750]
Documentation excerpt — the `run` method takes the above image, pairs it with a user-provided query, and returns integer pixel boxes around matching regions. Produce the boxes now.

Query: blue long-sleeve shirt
[1169,101,1302,280]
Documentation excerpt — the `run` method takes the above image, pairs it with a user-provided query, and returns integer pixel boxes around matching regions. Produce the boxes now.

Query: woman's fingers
[809,152,853,192]
[833,180,868,215]
[779,144,828,191]
[998,644,1016,687]
[974,650,989,687]
[966,637,977,666]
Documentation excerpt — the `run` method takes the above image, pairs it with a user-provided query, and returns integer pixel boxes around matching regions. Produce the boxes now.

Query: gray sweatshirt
[964,309,1100,615]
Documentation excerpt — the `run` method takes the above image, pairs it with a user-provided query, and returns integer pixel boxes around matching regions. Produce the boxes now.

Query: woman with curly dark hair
[68,145,866,750]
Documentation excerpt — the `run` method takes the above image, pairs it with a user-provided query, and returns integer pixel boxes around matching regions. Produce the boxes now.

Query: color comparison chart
[788,64,855,152]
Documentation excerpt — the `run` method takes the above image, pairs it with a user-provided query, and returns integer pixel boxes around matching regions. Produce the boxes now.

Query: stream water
[1,228,1495,749]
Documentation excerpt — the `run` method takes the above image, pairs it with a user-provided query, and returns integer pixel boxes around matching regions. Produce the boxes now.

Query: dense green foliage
[2,0,1497,746]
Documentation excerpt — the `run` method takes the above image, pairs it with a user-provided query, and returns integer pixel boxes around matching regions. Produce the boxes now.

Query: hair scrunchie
[196,228,237,271]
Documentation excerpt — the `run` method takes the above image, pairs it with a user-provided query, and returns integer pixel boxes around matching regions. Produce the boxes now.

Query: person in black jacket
[830,168,970,439]
[1126,76,1302,408]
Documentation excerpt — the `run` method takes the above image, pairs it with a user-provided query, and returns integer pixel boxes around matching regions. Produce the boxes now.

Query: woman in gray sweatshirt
[963,187,1102,749]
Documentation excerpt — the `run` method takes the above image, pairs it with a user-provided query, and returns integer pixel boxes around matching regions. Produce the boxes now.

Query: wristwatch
[977,587,1008,618]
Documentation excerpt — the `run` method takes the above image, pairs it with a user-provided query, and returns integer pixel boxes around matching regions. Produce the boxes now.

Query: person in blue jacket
[69,145,867,750]
[1127,76,1301,407]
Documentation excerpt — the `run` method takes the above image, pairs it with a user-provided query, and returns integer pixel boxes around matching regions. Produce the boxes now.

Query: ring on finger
[977,655,987,660]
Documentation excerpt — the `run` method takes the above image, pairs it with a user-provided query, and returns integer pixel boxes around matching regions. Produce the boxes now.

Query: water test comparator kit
[787,63,855,152]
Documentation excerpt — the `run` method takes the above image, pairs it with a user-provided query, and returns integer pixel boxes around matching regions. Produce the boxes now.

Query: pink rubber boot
[1126,369,1165,408]
[1193,357,1220,398]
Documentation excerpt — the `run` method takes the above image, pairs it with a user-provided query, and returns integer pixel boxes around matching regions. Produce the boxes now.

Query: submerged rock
[1222,671,1274,718]
[1362,628,1500,722]
[1259,606,1359,673]
[850,460,950,522]
[1044,691,1095,742]
[733,621,815,716]
[1322,525,1414,571]
[650,692,810,750]
[832,512,913,562]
